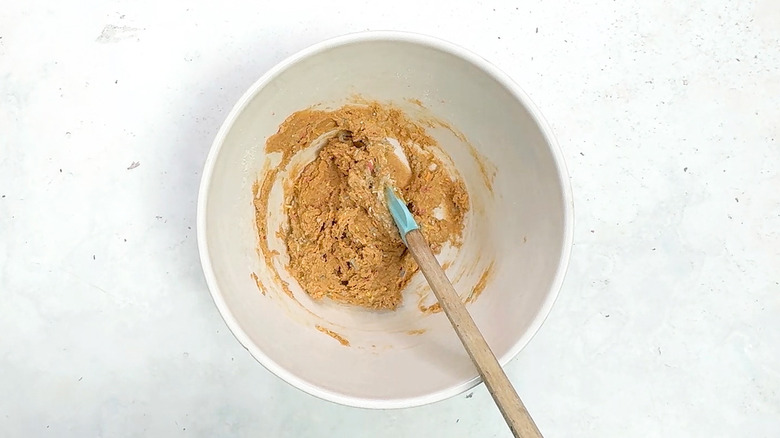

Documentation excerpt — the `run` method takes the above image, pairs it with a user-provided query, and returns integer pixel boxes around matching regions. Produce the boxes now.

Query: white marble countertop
[2,1,779,436]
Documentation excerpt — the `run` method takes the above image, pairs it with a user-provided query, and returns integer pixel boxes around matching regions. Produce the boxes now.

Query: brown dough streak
[466,262,494,303]
[250,272,266,296]
[315,325,350,346]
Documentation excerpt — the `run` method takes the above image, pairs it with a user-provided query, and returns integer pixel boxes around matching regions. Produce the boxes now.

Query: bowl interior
[199,34,570,407]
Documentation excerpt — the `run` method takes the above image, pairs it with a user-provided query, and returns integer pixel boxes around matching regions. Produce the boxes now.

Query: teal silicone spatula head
[384,186,419,245]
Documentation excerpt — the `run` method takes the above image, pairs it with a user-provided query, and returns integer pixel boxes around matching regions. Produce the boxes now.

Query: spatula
[385,186,543,438]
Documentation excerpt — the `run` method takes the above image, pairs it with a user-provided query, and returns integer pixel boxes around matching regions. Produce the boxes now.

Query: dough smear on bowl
[255,103,469,310]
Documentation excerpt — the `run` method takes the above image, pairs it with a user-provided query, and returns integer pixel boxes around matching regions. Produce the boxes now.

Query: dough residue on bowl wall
[417,262,494,314]
[315,325,350,346]
[249,271,266,295]
[253,102,470,311]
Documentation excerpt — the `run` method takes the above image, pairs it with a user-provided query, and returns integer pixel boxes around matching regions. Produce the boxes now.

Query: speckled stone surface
[1,1,778,436]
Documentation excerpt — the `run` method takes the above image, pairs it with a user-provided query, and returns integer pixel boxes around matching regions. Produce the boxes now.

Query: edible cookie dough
[254,103,469,310]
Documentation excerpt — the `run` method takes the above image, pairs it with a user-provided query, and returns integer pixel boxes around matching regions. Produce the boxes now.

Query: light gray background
[1,0,778,436]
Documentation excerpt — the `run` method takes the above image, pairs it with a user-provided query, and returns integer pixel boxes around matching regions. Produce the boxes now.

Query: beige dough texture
[254,103,469,310]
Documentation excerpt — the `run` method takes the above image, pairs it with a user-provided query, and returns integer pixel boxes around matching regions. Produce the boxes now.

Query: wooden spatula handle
[405,229,542,438]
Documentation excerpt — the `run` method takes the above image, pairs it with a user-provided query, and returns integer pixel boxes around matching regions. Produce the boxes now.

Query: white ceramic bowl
[197,31,573,408]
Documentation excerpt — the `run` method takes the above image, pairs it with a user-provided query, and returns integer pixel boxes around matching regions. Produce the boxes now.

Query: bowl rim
[197,30,574,409]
